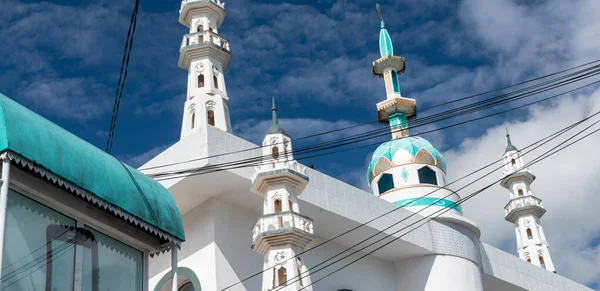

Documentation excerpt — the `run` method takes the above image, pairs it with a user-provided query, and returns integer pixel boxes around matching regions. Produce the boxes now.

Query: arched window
[511,158,516,167]
[277,267,287,287]
[207,110,215,126]
[377,173,394,194]
[527,258,531,263]
[272,146,279,159]
[197,24,203,32]
[198,74,204,88]
[191,112,195,129]
[539,256,546,269]
[274,199,282,213]
[418,166,438,185]
[288,200,293,212]
[391,70,400,93]
[527,228,533,239]
[213,75,219,89]
[518,189,524,196]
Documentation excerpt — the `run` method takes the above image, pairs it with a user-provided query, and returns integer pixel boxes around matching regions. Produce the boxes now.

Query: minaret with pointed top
[500,130,556,272]
[373,3,415,139]
[250,98,316,291]
[178,0,233,140]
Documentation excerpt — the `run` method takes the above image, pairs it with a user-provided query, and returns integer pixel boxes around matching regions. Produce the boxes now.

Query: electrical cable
[154,77,600,182]
[220,106,600,290]
[105,0,140,154]
[291,118,600,290]
[138,59,600,171]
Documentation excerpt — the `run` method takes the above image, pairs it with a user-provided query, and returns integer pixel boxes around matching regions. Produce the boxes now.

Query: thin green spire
[272,96,278,125]
[505,128,518,153]
[266,96,289,137]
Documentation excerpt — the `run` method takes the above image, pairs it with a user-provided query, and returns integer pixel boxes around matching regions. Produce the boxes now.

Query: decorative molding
[0,152,182,254]
[197,62,205,72]
[206,100,216,108]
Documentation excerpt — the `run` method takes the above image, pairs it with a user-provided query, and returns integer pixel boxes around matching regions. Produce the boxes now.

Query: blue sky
[2,0,600,288]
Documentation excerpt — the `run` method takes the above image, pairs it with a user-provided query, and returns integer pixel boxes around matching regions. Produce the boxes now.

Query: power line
[154,76,600,182]
[292,117,600,290]
[419,58,600,112]
[221,107,600,290]
[105,0,140,154]
[138,59,600,171]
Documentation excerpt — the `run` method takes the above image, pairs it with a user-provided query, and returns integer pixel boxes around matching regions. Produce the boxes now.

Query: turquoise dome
[367,136,447,185]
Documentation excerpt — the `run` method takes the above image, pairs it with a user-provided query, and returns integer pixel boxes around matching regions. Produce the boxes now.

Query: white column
[0,157,11,284]
[171,244,178,291]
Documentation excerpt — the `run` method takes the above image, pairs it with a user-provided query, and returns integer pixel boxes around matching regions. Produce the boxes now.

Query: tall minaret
[250,98,316,291]
[373,3,415,139]
[178,0,232,140]
[500,130,556,273]
[367,5,483,291]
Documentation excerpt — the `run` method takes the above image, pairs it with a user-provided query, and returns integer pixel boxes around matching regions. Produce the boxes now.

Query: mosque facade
[141,1,593,290]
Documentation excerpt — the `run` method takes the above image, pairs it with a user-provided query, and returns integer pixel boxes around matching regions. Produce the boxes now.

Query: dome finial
[505,128,518,153]
[265,96,289,137]
[376,3,384,25]
[271,96,278,125]
[377,4,393,57]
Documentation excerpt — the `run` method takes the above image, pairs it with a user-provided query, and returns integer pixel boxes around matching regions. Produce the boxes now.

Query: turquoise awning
[0,93,184,242]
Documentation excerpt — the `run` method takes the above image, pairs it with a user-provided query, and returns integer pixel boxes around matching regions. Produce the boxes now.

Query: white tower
[178,0,232,140]
[500,130,556,273]
[250,98,316,291]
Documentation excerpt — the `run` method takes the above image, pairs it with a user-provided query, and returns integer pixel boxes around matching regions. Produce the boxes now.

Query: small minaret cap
[266,96,290,137]
[505,128,518,153]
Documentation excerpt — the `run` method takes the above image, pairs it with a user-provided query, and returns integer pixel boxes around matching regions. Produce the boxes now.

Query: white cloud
[18,77,112,120]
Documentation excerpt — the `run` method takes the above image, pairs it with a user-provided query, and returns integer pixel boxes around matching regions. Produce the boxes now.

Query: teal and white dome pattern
[367,136,447,185]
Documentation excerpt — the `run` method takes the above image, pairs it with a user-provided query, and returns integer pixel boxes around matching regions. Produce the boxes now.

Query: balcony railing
[181,31,230,51]
[181,0,225,10]
[504,195,544,215]
[252,211,314,242]
[251,160,307,181]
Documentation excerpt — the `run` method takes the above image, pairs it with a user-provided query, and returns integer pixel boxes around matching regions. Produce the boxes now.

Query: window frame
[6,166,156,291]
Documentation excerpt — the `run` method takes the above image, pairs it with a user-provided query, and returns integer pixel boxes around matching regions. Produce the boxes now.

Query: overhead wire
[105,0,140,154]
[290,114,600,290]
[138,59,600,171]
[221,106,600,290]
[153,76,600,182]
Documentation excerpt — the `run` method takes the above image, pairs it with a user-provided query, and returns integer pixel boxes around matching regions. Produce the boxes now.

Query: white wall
[149,199,218,291]
[395,255,483,291]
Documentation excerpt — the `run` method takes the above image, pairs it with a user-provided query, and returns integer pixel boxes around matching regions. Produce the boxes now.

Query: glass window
[1,190,76,291]
[391,70,400,93]
[81,226,143,291]
[377,173,394,194]
[418,166,438,185]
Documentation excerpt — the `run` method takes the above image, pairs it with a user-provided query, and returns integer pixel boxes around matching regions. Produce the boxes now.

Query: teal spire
[272,96,278,124]
[505,128,518,153]
[266,96,289,137]
[377,3,393,57]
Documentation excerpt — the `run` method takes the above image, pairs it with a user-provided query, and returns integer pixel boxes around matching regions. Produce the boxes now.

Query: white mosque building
[141,1,593,290]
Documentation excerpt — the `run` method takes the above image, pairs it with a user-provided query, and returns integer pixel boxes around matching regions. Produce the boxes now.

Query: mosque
[140,1,593,290]
[0,0,593,291]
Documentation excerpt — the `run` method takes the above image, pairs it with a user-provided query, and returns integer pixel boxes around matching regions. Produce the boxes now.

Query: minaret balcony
[251,161,310,195]
[181,31,230,51]
[251,211,316,255]
[178,31,231,71]
[504,195,546,222]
